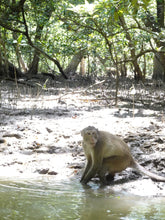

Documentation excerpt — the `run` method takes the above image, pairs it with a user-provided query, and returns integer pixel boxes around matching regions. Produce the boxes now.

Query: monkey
[80,126,165,185]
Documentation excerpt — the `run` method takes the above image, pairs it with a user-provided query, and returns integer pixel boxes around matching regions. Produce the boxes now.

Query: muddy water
[0,178,165,220]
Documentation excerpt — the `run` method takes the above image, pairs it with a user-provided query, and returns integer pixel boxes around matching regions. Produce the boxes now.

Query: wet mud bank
[0,78,165,196]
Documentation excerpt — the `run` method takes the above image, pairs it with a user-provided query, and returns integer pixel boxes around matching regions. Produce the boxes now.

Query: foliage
[0,0,164,80]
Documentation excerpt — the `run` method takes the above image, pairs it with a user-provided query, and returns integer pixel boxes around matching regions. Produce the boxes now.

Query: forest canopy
[0,0,165,81]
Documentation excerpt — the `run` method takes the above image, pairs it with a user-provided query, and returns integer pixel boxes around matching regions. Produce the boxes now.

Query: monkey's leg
[98,168,115,185]
[98,169,108,185]
[106,173,115,182]
[103,155,132,174]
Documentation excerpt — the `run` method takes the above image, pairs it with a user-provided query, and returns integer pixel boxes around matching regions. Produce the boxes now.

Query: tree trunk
[152,0,165,81]
[0,34,22,79]
[64,48,87,75]
[26,24,44,75]
[0,33,9,77]
[157,0,164,28]
[0,50,5,78]
[27,51,40,75]
[13,33,27,72]
[120,63,127,77]
[26,7,53,75]
[119,14,143,80]
[80,57,85,75]
[153,51,165,81]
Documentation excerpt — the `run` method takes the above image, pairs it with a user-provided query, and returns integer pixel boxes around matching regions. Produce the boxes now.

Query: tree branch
[0,2,68,79]
[21,6,68,79]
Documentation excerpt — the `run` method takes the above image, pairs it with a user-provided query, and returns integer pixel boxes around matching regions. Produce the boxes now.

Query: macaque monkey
[80,126,165,184]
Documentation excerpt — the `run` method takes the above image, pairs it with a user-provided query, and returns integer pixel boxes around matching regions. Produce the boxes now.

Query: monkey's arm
[81,151,102,184]
[80,159,92,182]
[81,164,100,184]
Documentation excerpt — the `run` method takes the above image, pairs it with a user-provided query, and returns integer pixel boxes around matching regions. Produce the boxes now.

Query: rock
[37,168,49,174]
[47,171,58,175]
[155,138,164,144]
[46,127,53,133]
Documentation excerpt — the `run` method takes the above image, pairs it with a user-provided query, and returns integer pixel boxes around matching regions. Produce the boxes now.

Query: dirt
[0,77,165,196]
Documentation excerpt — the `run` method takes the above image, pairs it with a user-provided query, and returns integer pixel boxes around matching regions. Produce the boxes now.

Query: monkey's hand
[80,166,99,184]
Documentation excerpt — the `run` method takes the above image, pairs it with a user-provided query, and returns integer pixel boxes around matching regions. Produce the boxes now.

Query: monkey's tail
[133,161,165,182]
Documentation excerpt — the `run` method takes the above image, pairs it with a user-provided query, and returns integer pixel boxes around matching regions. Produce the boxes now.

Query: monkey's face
[81,126,99,147]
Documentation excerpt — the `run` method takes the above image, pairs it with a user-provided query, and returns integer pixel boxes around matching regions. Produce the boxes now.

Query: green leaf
[17,34,23,44]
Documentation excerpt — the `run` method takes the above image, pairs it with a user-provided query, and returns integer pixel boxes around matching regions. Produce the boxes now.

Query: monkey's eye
[87,132,91,135]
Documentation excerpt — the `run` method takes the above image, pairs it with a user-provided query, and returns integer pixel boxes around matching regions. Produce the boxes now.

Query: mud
[0,77,165,196]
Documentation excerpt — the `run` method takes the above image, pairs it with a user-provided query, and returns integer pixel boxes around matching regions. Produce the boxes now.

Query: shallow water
[0,177,165,220]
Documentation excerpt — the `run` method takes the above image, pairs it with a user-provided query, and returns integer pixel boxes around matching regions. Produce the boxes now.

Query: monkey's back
[99,131,134,174]
[99,131,132,159]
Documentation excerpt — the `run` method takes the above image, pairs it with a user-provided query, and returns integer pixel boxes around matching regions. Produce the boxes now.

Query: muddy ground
[0,76,165,196]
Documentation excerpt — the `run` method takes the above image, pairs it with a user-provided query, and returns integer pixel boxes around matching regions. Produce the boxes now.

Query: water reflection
[0,177,165,220]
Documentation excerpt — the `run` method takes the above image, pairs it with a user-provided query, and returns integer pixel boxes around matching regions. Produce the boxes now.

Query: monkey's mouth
[90,141,96,146]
